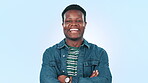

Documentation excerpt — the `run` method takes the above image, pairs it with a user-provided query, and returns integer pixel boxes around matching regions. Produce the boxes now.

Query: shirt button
[63,55,65,57]
[62,70,65,72]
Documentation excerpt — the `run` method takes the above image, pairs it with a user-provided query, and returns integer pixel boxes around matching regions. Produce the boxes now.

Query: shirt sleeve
[73,49,112,83]
[40,49,60,83]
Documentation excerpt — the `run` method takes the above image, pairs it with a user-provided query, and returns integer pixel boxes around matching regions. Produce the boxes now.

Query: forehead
[64,10,83,18]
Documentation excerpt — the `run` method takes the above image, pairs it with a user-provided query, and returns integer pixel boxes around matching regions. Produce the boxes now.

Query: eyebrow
[66,18,82,19]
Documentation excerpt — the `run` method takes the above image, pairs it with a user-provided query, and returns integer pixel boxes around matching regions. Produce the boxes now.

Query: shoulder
[84,41,108,60]
[83,39,107,53]
[42,43,60,61]
[45,43,59,53]
[87,42,108,57]
[88,42,105,51]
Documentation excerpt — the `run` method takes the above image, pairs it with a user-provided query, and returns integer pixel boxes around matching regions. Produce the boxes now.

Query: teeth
[70,29,78,31]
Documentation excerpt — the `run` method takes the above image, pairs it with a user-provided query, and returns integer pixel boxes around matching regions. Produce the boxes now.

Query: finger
[92,70,98,77]
[93,71,98,77]
[96,70,99,75]
[94,70,99,77]
[90,70,98,77]
[95,70,98,75]
[90,73,95,77]
[69,77,72,83]
[90,71,95,77]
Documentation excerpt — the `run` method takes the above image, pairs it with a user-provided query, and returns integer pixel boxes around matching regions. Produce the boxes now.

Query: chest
[53,48,101,77]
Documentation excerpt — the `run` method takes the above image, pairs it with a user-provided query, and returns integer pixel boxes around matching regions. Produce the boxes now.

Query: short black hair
[62,4,86,23]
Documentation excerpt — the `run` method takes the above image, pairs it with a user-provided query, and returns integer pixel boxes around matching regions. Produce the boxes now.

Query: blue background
[0,0,148,83]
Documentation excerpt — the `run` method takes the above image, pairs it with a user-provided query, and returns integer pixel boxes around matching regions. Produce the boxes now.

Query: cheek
[63,23,69,28]
[79,24,85,29]
[63,24,69,32]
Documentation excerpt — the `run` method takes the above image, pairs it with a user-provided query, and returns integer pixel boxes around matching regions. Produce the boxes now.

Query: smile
[70,29,79,31]
[69,28,79,33]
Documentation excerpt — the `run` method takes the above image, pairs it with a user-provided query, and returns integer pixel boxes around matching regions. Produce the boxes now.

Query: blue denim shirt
[40,39,112,83]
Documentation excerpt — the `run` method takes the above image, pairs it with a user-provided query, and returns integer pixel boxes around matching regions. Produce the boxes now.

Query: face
[62,10,87,41]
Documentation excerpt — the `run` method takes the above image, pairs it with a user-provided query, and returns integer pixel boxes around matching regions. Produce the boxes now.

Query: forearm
[40,49,60,83]
[40,65,60,83]
[40,75,60,83]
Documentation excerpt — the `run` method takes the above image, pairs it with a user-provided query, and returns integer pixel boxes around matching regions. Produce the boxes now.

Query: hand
[58,75,67,83]
[58,75,72,83]
[69,77,72,83]
[90,70,99,78]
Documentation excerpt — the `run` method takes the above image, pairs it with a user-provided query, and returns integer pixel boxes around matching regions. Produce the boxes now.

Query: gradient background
[0,0,148,83]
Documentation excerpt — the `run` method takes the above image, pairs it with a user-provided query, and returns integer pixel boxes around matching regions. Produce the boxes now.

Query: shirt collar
[57,38,90,49]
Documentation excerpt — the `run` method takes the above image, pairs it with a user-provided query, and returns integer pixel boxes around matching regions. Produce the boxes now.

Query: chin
[65,34,83,41]
[67,37,82,41]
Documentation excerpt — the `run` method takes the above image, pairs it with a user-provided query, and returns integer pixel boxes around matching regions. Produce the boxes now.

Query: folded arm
[73,49,112,83]
[40,49,60,83]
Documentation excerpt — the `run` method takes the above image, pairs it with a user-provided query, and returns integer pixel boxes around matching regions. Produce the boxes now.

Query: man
[40,4,112,83]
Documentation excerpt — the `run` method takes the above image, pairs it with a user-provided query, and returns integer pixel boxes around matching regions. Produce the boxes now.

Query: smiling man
[40,4,112,83]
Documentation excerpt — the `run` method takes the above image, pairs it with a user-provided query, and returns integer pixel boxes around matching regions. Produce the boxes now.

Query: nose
[71,21,77,26]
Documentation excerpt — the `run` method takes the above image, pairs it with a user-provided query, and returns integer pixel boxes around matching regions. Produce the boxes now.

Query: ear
[85,22,87,26]
[62,23,64,27]
[83,22,87,28]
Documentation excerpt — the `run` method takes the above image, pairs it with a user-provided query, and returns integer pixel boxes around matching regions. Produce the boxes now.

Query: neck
[66,38,83,47]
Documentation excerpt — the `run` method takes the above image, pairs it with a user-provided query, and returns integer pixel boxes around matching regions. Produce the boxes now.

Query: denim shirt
[40,39,112,83]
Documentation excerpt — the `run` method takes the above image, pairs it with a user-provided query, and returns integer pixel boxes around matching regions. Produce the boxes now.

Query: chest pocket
[83,60,99,77]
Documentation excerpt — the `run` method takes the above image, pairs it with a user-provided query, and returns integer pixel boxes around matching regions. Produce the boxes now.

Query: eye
[76,20,82,22]
[65,20,72,23]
